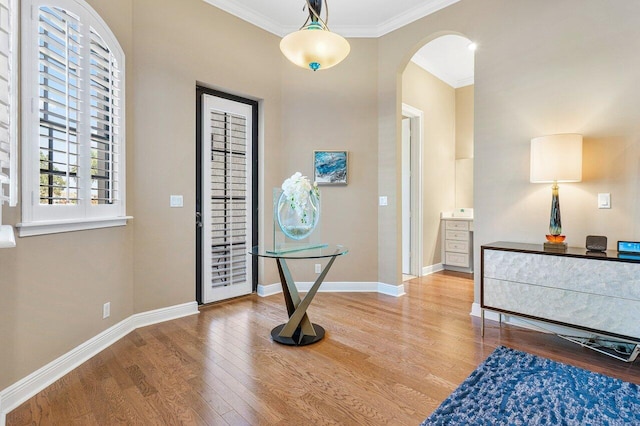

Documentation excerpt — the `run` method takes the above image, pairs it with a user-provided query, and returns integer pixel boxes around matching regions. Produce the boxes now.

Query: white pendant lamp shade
[280,26,350,71]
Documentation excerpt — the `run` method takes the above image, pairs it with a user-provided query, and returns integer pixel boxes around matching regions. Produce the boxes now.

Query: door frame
[402,103,423,277]
[196,86,259,304]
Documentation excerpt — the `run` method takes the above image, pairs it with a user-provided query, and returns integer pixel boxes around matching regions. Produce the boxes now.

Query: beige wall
[280,39,379,283]
[129,0,281,312]
[130,0,284,311]
[0,0,286,391]
[378,0,640,298]
[4,0,640,395]
[402,62,456,266]
[455,85,474,159]
[0,0,135,390]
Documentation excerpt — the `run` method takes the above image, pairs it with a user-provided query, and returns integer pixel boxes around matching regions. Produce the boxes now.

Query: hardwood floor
[7,271,640,425]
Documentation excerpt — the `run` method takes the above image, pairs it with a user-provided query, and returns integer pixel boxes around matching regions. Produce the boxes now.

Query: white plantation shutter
[201,93,253,303]
[0,0,15,206]
[20,0,126,235]
[38,6,82,205]
[209,110,248,288]
[89,27,120,205]
[0,0,17,248]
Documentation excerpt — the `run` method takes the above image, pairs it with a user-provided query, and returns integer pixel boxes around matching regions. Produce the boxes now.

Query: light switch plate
[597,193,611,209]
[170,195,184,208]
[379,196,388,206]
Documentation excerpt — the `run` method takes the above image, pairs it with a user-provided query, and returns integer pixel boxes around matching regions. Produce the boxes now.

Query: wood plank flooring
[7,272,640,425]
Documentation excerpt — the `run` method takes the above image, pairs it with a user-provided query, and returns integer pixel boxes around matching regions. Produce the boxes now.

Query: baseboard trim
[0,301,199,425]
[421,263,443,276]
[471,302,574,336]
[378,282,406,297]
[257,281,406,298]
[470,302,500,321]
[257,282,282,297]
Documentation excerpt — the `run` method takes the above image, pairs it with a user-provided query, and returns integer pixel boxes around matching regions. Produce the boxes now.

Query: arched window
[20,0,127,236]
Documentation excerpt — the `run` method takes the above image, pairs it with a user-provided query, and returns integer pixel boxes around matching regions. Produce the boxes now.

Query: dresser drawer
[445,220,469,231]
[445,240,469,253]
[446,230,469,241]
[445,252,469,267]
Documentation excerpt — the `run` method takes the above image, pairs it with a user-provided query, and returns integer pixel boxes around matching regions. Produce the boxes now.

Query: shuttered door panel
[202,94,252,303]
[38,6,82,205]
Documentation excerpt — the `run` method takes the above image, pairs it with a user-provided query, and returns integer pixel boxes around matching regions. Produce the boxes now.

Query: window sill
[0,225,16,248]
[16,216,133,237]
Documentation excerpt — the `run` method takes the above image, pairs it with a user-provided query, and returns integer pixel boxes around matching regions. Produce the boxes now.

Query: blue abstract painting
[314,151,348,185]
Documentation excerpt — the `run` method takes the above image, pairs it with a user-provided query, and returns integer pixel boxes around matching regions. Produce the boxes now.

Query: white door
[402,118,411,274]
[202,94,253,303]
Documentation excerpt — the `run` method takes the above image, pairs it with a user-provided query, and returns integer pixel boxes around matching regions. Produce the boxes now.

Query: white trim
[374,0,460,37]
[257,282,406,298]
[402,104,424,278]
[472,303,583,335]
[8,0,18,208]
[257,282,282,297]
[202,0,283,36]
[0,225,16,248]
[0,302,198,424]
[202,0,460,38]
[422,263,444,276]
[377,282,406,297]
[16,216,133,237]
[411,55,473,89]
[456,76,474,88]
[471,303,629,339]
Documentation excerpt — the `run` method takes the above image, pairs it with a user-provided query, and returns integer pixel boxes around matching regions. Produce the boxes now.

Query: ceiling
[412,35,475,88]
[202,0,460,38]
[202,0,474,87]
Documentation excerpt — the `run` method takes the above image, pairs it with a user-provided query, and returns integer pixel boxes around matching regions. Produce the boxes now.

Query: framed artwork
[313,150,348,185]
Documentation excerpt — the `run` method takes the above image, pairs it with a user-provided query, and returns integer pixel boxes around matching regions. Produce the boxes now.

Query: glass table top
[250,244,348,259]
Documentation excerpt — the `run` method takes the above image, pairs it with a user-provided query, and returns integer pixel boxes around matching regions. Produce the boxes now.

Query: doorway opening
[401,34,475,279]
[196,86,258,304]
[401,104,423,280]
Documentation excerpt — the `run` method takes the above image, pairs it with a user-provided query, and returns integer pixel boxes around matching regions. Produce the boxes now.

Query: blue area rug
[421,346,640,425]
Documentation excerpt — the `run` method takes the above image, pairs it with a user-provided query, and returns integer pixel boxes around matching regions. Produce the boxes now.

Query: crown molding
[411,56,473,89]
[374,0,460,37]
[203,0,460,38]
[202,0,283,36]
[456,76,475,88]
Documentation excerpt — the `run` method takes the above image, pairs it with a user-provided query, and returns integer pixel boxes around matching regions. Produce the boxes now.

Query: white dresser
[481,242,640,361]
[441,212,473,273]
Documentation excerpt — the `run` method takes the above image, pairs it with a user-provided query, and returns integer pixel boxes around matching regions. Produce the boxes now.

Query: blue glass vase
[276,190,320,240]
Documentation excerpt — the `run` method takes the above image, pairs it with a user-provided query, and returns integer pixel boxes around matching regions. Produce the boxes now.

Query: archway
[399,33,476,283]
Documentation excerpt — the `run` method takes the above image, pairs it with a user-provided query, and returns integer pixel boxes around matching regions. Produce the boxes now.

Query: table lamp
[530,134,583,250]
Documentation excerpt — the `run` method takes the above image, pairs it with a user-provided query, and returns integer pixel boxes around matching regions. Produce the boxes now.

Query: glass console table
[250,245,348,346]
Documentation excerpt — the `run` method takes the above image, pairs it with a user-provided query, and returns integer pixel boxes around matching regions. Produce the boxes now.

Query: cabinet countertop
[482,241,640,264]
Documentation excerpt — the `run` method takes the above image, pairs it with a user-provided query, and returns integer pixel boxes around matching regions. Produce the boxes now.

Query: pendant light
[280,0,350,71]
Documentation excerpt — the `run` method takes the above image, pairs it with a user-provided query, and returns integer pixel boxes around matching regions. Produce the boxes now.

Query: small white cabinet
[441,218,473,273]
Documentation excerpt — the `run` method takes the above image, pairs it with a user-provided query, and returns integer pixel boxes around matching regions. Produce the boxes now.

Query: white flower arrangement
[281,172,319,224]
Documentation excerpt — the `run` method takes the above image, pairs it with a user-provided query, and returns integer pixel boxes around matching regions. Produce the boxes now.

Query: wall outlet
[103,302,110,319]
[379,196,388,206]
[315,264,322,274]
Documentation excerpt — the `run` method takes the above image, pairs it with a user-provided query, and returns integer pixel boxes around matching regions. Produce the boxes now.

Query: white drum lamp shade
[530,134,583,183]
